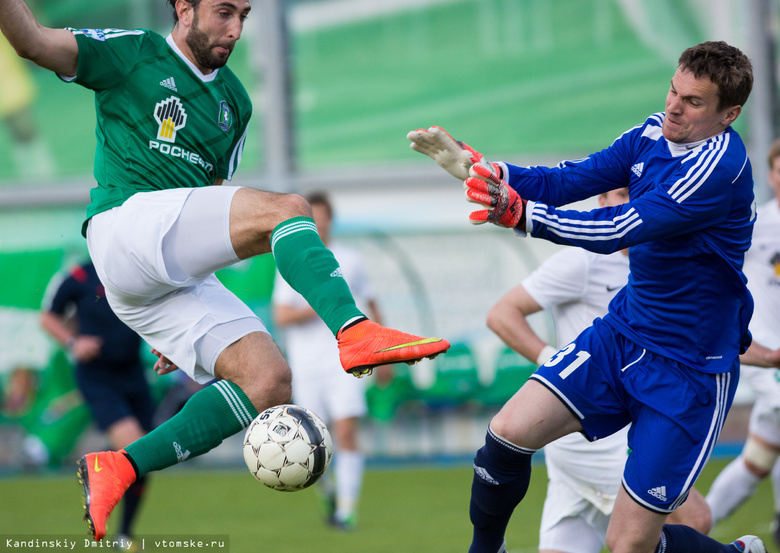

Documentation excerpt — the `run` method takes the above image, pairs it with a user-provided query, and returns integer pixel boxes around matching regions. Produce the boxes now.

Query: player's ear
[175,0,194,27]
[720,104,742,127]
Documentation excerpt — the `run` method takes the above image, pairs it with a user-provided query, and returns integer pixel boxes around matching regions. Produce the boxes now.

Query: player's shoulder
[714,125,748,160]
[612,112,664,147]
[636,112,664,138]
[218,65,250,98]
[68,27,152,45]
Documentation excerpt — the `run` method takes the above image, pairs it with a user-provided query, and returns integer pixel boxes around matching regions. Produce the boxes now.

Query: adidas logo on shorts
[647,485,667,501]
[330,268,343,278]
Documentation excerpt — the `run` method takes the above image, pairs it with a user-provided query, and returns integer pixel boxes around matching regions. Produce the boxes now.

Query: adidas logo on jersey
[330,268,343,278]
[631,162,644,178]
[160,77,178,92]
[647,485,667,501]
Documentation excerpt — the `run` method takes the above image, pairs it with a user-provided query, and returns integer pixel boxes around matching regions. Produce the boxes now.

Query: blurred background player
[0,35,54,178]
[706,139,780,544]
[273,191,391,531]
[40,260,153,545]
[487,188,711,553]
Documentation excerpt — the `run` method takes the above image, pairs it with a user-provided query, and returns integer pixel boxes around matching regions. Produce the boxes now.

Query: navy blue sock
[656,525,741,553]
[469,427,535,553]
[120,476,147,536]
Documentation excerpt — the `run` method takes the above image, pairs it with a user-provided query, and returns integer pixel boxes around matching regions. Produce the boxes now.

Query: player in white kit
[706,139,780,543]
[487,188,711,553]
[273,192,387,531]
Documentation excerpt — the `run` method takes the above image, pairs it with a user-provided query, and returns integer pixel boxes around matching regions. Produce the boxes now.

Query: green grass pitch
[0,458,774,553]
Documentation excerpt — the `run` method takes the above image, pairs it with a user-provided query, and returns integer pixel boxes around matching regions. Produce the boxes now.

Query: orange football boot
[77,450,136,541]
[337,320,450,377]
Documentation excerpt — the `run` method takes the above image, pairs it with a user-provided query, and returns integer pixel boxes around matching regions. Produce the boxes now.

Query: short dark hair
[167,0,202,23]
[678,41,753,111]
[305,191,333,219]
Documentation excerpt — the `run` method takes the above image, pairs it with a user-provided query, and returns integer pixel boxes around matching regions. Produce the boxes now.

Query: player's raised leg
[228,188,450,376]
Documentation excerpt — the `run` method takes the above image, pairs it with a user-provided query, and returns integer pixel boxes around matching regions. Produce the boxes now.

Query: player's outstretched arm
[740,340,780,368]
[407,126,500,181]
[464,161,528,229]
[0,0,78,76]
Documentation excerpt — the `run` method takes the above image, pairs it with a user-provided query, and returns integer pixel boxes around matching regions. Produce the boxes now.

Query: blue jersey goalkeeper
[510,112,754,375]
[410,40,765,553]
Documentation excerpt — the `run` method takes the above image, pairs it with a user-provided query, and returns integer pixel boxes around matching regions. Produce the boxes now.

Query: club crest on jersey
[218,101,233,132]
[154,96,187,143]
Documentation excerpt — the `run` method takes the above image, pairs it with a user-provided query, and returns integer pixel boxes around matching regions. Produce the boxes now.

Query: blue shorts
[76,365,155,433]
[531,317,738,513]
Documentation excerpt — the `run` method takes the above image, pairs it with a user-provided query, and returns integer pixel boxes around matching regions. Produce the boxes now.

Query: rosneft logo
[154,96,187,143]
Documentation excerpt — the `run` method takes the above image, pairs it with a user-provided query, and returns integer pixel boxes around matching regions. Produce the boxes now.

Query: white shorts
[292,369,367,422]
[742,365,780,445]
[86,186,267,384]
[539,479,609,553]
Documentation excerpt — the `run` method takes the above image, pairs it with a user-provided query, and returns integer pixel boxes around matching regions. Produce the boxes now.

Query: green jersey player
[0,0,450,542]
[61,26,253,233]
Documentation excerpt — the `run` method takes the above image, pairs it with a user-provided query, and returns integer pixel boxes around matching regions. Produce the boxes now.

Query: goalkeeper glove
[406,126,501,181]
[464,162,527,229]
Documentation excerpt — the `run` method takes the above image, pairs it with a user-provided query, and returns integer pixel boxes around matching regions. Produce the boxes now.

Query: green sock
[125,381,257,477]
[272,217,364,335]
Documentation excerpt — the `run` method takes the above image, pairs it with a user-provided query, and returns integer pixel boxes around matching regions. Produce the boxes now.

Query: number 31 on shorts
[543,343,591,379]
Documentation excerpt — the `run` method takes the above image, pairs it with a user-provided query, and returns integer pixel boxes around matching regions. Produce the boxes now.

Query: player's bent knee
[488,415,513,442]
[243,189,311,224]
[667,488,712,534]
[239,361,292,409]
[743,435,780,476]
[214,333,293,409]
[280,192,311,218]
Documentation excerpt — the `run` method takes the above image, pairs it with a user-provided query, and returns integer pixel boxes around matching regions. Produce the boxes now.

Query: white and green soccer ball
[243,404,332,492]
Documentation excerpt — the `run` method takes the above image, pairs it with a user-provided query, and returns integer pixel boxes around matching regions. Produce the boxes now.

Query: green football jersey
[61,28,252,236]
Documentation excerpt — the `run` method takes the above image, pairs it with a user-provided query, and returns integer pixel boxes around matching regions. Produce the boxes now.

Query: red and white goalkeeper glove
[406,126,501,181]
[464,162,527,229]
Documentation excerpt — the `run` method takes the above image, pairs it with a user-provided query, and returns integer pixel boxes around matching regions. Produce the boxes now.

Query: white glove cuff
[536,345,557,366]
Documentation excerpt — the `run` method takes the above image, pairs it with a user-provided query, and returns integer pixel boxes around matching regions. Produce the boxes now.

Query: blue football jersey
[504,113,755,373]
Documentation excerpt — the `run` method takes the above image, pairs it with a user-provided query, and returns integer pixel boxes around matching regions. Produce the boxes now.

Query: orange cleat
[337,320,450,377]
[77,450,136,541]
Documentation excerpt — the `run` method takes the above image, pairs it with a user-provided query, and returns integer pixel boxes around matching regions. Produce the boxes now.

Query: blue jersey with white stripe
[505,113,755,373]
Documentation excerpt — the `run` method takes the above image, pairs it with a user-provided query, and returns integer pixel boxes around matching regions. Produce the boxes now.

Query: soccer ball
[243,404,333,492]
